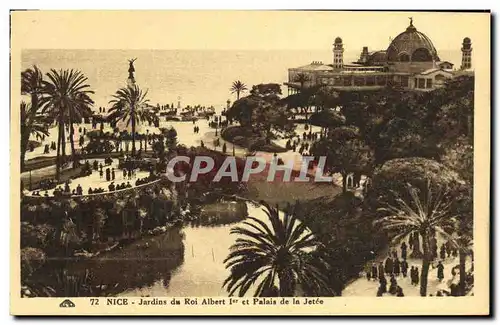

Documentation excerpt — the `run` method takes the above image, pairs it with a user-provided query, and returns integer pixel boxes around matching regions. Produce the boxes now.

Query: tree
[310,126,373,193]
[20,102,49,170]
[164,127,178,151]
[41,69,94,177]
[21,66,47,170]
[230,80,248,100]
[375,180,457,297]
[223,202,331,297]
[293,73,311,92]
[226,83,295,145]
[108,85,157,156]
[309,109,346,136]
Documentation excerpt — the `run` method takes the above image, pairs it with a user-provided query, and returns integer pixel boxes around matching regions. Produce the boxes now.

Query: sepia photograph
[10,10,490,315]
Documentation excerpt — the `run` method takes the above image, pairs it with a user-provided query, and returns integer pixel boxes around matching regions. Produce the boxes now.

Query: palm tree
[223,202,331,297]
[230,80,248,100]
[108,85,157,156]
[20,102,49,170]
[375,180,457,296]
[41,69,94,178]
[21,65,44,110]
[21,66,46,170]
[293,73,312,115]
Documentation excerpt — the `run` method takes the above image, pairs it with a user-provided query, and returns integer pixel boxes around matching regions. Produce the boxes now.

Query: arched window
[399,53,410,62]
[412,48,433,62]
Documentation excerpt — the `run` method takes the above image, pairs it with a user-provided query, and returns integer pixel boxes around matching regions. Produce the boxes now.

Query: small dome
[334,37,342,44]
[386,21,440,62]
[463,37,471,44]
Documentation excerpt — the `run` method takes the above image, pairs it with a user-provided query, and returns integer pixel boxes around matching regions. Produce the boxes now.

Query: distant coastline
[21,49,463,109]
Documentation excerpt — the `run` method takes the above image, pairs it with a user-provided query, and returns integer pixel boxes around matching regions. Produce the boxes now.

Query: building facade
[286,19,474,95]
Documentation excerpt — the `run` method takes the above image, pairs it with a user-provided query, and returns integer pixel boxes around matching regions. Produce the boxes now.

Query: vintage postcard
[10,10,490,316]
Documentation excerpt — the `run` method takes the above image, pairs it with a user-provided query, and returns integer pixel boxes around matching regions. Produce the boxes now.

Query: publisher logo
[59,299,75,308]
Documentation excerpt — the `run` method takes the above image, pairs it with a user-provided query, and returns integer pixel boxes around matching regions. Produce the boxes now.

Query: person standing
[437,261,445,282]
[414,266,420,286]
[440,243,447,260]
[105,168,111,181]
[401,242,408,261]
[410,266,416,285]
[431,236,438,260]
[371,263,378,280]
[99,169,103,179]
[446,241,452,257]
[379,275,387,294]
[384,255,393,275]
[393,259,401,276]
[389,274,398,294]
[378,262,385,280]
[111,168,116,181]
[401,259,409,277]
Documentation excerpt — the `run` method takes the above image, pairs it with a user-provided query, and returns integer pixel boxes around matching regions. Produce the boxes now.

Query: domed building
[386,19,440,66]
[286,19,473,94]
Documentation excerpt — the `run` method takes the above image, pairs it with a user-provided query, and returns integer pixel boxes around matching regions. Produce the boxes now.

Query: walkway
[342,237,472,297]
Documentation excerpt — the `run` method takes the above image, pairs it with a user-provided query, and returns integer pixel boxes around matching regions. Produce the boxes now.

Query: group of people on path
[367,237,449,297]
[42,141,57,154]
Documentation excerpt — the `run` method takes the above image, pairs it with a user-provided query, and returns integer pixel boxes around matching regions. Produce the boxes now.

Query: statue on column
[128,58,137,80]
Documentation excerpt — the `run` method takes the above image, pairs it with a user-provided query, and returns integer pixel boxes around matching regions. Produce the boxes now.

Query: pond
[60,202,268,297]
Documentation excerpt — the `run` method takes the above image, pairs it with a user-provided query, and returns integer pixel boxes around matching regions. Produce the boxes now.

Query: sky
[12,11,489,51]
[14,11,490,108]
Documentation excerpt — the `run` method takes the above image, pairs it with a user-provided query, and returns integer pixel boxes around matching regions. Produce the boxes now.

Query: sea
[21,49,462,110]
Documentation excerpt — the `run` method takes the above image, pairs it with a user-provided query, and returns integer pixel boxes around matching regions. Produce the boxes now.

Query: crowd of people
[285,129,320,155]
[365,237,454,297]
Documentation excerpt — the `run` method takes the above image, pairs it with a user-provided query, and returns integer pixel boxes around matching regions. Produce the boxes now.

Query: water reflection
[32,203,268,297]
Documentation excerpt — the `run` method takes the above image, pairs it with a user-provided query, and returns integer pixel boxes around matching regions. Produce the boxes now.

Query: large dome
[386,21,440,62]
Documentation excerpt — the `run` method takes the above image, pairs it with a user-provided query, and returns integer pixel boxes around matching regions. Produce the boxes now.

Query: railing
[24,178,163,200]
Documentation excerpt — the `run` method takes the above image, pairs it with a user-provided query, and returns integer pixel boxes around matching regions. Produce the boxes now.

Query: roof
[293,62,334,71]
[386,21,440,62]
[367,50,387,63]
[418,68,454,76]
[437,61,454,66]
